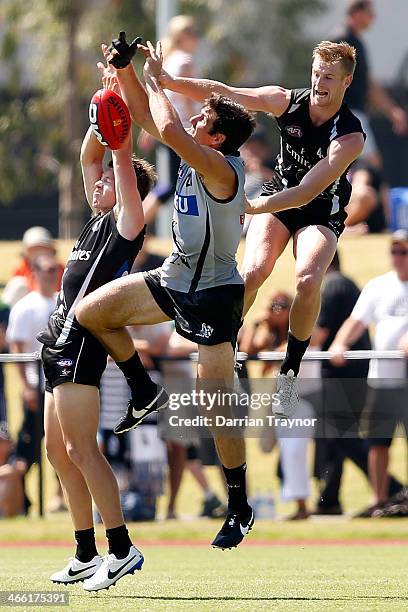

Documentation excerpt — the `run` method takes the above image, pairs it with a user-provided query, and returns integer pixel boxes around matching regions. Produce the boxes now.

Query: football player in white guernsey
[77,35,256,550]
[42,72,158,591]
[159,40,365,419]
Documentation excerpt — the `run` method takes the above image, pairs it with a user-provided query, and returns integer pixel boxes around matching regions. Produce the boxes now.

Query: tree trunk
[58,4,84,239]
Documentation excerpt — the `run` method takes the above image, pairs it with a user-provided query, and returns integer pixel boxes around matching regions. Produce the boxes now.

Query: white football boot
[50,555,103,584]
[273,369,299,418]
[83,545,144,591]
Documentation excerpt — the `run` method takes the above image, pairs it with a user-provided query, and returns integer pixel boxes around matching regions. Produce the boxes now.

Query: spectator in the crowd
[345,160,389,234]
[240,291,292,376]
[0,422,24,517]
[0,299,9,422]
[6,253,63,513]
[6,227,64,298]
[242,127,275,200]
[241,127,275,235]
[331,0,408,168]
[330,230,408,516]
[312,251,402,515]
[241,291,317,520]
[138,14,199,189]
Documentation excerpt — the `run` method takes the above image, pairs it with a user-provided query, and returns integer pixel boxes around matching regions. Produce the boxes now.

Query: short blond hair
[313,40,356,75]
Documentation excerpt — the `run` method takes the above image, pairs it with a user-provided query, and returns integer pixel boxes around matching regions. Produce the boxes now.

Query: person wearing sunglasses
[329,229,408,514]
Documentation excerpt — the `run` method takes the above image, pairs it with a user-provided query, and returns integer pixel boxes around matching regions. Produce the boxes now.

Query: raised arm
[104,33,162,140]
[112,133,145,241]
[143,42,235,191]
[160,72,291,116]
[245,132,364,215]
[80,126,105,208]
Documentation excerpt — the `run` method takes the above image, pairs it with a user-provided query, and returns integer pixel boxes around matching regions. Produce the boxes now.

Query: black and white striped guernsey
[262,88,365,216]
[38,210,143,347]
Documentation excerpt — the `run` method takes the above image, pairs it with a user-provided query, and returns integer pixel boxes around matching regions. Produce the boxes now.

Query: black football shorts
[42,331,108,392]
[143,268,244,347]
[274,201,347,239]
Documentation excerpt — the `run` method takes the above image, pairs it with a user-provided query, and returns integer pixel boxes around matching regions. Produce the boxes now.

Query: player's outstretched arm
[104,32,162,141]
[245,132,364,215]
[160,71,291,116]
[112,133,145,241]
[80,126,105,208]
[143,41,235,189]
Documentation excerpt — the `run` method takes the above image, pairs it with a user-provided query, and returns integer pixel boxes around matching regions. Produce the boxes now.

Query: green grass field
[1,538,408,611]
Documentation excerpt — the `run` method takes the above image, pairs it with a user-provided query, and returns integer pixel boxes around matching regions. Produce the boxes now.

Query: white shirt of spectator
[351,271,408,384]
[6,291,56,388]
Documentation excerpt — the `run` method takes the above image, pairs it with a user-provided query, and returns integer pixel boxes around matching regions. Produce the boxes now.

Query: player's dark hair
[206,94,256,155]
[108,157,157,200]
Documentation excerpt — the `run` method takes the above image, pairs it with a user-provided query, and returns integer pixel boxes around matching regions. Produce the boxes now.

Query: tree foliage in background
[0,0,327,236]
[181,0,327,85]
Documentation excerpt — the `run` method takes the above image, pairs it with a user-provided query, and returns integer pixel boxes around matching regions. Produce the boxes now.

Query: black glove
[108,31,142,69]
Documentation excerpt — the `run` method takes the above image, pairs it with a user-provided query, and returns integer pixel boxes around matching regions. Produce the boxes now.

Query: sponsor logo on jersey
[286,125,303,138]
[174,193,199,216]
[57,359,74,367]
[60,368,71,377]
[196,323,214,339]
[285,143,312,169]
[240,214,245,225]
[68,249,92,262]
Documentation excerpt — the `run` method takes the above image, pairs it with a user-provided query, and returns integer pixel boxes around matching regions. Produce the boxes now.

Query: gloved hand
[108,31,142,69]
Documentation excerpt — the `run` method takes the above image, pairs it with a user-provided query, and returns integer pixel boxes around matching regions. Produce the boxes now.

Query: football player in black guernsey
[160,40,365,417]
[38,70,162,590]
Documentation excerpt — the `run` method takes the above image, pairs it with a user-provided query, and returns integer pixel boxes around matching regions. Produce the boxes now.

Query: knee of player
[64,439,98,468]
[45,438,66,467]
[242,265,271,293]
[75,298,97,330]
[295,272,321,298]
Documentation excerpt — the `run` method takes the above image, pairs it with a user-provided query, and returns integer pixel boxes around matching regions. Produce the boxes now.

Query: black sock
[222,463,250,514]
[280,332,311,376]
[117,352,157,399]
[74,528,98,563]
[106,524,133,559]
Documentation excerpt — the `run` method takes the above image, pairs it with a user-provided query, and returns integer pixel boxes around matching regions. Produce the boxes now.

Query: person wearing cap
[10,226,64,294]
[331,0,408,168]
[329,230,408,515]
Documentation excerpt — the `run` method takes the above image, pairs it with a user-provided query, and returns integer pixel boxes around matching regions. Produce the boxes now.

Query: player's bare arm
[80,126,105,208]
[245,132,364,215]
[143,41,236,197]
[160,71,291,116]
[112,134,145,241]
[103,32,162,141]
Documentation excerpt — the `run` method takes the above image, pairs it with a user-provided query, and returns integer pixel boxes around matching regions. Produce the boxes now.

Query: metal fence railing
[1,349,406,517]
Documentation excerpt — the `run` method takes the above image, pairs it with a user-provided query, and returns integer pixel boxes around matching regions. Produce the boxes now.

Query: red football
[89,89,131,150]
